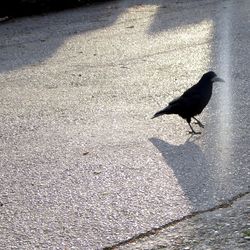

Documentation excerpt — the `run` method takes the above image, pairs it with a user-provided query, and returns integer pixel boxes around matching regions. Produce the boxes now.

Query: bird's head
[202,71,224,83]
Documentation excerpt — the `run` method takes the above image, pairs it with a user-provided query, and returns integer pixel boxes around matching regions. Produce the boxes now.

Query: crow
[151,71,224,134]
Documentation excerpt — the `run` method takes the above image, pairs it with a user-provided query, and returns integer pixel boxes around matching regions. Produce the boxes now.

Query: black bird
[152,71,224,134]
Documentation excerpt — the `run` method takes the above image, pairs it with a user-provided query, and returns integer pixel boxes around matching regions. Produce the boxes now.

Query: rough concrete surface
[0,0,249,249]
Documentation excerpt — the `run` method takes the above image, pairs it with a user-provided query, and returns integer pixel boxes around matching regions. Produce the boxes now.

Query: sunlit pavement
[0,0,249,249]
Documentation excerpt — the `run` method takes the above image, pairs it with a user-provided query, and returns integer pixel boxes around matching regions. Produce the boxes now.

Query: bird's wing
[168,96,181,105]
[168,93,203,114]
[169,84,199,105]
[181,83,200,98]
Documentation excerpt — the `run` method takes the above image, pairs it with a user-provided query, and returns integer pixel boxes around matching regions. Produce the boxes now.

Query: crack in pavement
[103,191,250,250]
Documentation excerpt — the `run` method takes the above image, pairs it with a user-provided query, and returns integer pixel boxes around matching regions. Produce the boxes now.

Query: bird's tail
[151,106,171,119]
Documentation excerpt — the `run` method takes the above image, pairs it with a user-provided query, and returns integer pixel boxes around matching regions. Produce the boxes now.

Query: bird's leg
[192,117,204,128]
[187,121,201,135]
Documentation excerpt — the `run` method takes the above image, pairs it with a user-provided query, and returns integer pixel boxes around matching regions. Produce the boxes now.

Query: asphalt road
[0,0,249,249]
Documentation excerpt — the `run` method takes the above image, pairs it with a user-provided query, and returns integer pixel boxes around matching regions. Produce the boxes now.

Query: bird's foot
[188,130,201,135]
[194,121,204,128]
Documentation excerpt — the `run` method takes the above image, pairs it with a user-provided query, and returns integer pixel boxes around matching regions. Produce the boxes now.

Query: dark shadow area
[0,0,123,73]
[0,0,211,74]
[0,0,112,18]
[149,137,219,210]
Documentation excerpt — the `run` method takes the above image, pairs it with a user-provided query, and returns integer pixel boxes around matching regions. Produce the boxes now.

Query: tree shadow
[147,0,216,35]
[0,0,210,74]
[0,1,124,73]
[149,137,218,210]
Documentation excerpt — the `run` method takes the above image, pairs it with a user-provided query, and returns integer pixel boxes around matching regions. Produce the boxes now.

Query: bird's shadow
[149,136,217,210]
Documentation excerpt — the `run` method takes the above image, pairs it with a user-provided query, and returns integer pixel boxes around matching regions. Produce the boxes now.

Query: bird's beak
[212,76,225,82]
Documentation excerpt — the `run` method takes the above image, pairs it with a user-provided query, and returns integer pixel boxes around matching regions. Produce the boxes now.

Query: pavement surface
[0,0,249,249]
[115,193,250,250]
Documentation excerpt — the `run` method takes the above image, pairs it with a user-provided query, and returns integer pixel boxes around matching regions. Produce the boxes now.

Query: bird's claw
[188,131,201,135]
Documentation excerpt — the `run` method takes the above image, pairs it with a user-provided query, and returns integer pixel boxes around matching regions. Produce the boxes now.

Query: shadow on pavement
[149,137,218,209]
[0,0,209,73]
[0,0,113,18]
